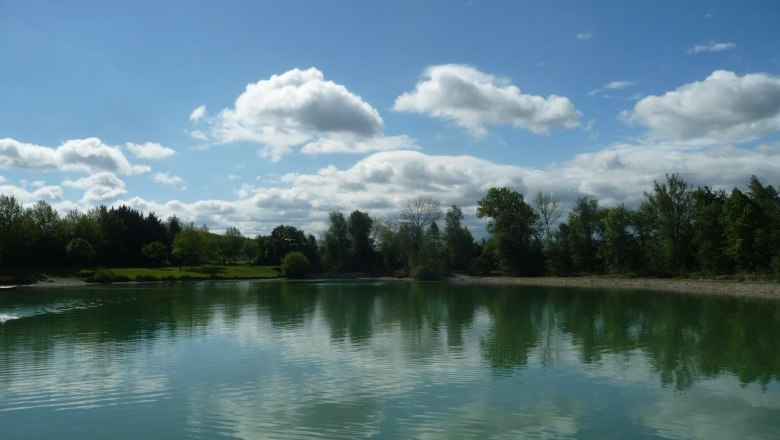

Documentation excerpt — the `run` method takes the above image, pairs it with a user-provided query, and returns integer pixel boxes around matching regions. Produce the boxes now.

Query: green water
[1,281,779,439]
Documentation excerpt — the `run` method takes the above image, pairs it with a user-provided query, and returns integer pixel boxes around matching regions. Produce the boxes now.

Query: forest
[0,174,778,281]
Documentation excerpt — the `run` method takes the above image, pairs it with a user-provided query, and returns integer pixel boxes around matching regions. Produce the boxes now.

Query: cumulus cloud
[189,105,206,122]
[196,67,385,161]
[63,172,127,203]
[0,183,63,203]
[622,70,780,143]
[126,142,176,160]
[393,64,581,136]
[0,137,149,175]
[153,172,184,185]
[688,41,736,54]
[111,143,780,237]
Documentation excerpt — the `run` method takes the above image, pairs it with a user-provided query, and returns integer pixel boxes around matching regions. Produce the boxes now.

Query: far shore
[451,275,780,298]
[14,274,780,299]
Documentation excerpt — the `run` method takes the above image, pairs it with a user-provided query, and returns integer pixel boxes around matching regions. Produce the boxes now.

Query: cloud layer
[114,143,780,236]
[394,64,581,136]
[623,70,780,143]
[0,138,150,175]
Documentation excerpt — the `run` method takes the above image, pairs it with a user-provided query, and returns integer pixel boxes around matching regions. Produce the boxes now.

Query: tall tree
[600,204,638,274]
[644,174,693,274]
[399,195,441,261]
[691,187,729,274]
[348,210,374,272]
[220,226,244,264]
[443,205,476,272]
[477,187,542,275]
[323,211,350,272]
[566,196,604,273]
[533,191,562,244]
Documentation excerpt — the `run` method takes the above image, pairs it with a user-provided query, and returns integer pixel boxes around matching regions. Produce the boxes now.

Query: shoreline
[452,275,780,298]
[15,274,780,299]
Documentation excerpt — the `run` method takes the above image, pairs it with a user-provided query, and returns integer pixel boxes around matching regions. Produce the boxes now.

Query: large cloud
[393,64,581,136]
[622,70,780,143]
[63,172,127,204]
[0,138,150,175]
[113,143,780,237]
[196,68,388,161]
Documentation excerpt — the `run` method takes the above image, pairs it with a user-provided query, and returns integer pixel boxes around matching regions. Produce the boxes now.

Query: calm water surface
[1,280,779,439]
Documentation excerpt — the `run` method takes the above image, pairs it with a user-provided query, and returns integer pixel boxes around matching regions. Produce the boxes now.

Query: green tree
[66,238,95,268]
[399,195,441,268]
[172,223,210,266]
[220,226,244,264]
[412,222,447,280]
[281,251,310,278]
[323,211,350,272]
[443,205,476,272]
[477,187,542,275]
[644,174,693,274]
[566,197,604,273]
[241,238,260,264]
[348,210,374,272]
[691,187,729,274]
[600,204,639,274]
[141,241,168,266]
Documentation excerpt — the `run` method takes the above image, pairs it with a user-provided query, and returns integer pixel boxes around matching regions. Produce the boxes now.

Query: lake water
[1,280,779,439]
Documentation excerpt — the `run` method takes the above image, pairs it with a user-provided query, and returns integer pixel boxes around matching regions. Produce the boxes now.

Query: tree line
[1,173,778,280]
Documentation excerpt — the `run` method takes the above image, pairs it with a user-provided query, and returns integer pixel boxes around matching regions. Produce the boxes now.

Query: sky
[1,0,780,237]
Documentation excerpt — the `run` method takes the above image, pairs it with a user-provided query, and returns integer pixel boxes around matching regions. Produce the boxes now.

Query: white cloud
[0,183,63,203]
[63,172,127,203]
[622,70,780,143]
[197,67,384,161]
[589,80,637,97]
[577,32,594,41]
[300,135,418,155]
[153,172,184,186]
[112,143,780,237]
[393,64,581,136]
[0,137,150,175]
[126,142,176,160]
[189,105,206,122]
[688,41,736,54]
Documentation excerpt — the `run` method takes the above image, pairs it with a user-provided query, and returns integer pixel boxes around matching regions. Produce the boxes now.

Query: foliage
[412,222,448,280]
[323,211,350,272]
[348,210,374,271]
[444,205,477,272]
[281,251,310,279]
[477,187,542,275]
[141,241,168,266]
[66,238,95,268]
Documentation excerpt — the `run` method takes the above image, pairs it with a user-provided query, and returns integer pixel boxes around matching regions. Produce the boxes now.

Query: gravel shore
[453,275,780,298]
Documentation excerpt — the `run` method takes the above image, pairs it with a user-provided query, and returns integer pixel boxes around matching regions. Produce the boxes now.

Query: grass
[81,264,280,282]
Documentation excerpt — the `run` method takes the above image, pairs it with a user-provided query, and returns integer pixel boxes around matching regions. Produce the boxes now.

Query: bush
[281,252,310,279]
[89,267,130,283]
[411,261,447,280]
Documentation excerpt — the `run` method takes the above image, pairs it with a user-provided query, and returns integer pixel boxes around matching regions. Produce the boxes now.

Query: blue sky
[2,0,780,236]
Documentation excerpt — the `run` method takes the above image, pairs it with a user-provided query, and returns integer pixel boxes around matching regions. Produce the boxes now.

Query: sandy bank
[453,275,780,298]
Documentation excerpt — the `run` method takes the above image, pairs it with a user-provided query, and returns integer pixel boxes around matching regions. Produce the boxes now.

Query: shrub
[89,267,130,283]
[281,252,310,279]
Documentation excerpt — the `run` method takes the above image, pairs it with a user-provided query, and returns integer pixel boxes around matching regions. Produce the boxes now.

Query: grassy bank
[82,264,280,283]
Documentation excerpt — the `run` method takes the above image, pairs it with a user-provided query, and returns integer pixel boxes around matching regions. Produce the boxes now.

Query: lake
[1,280,779,439]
